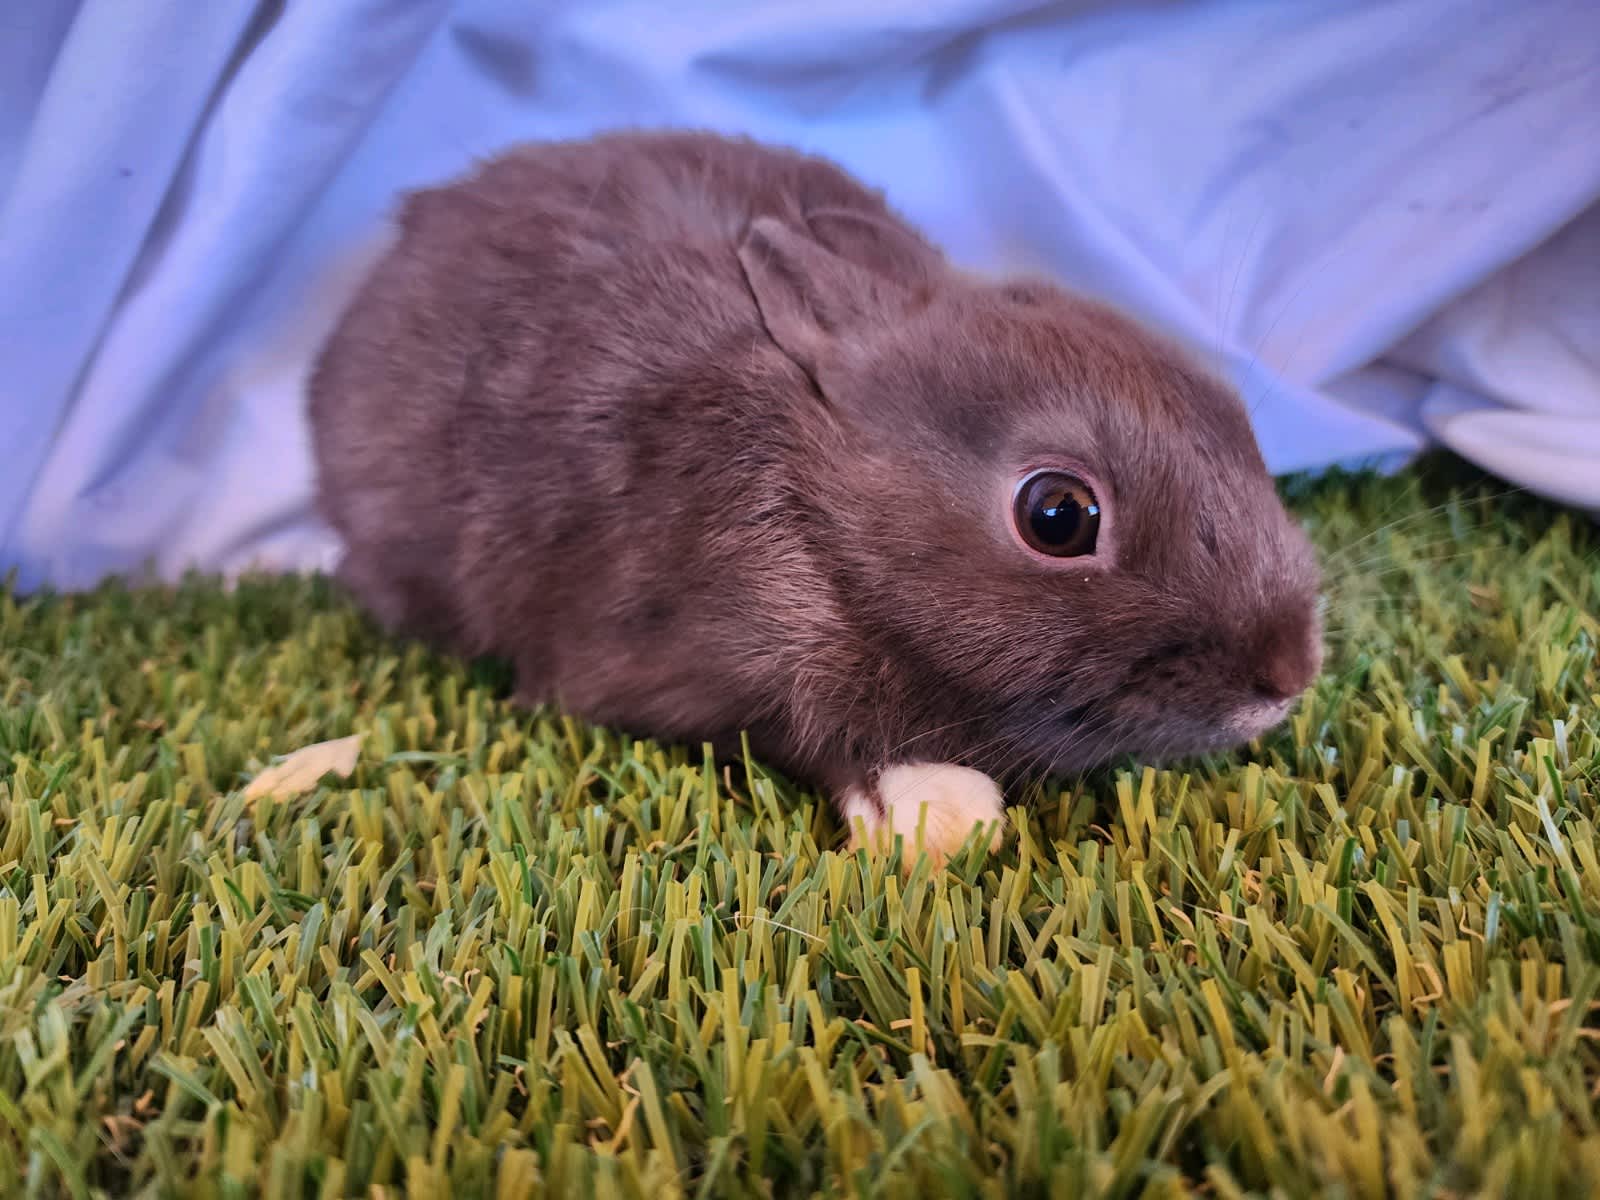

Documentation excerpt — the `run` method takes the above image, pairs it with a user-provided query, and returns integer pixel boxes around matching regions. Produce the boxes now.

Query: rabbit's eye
[1014,470,1100,558]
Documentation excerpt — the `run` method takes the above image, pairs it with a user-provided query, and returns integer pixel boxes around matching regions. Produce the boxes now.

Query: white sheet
[2,0,1596,592]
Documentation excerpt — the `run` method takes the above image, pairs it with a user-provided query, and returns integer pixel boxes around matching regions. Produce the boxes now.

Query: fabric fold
[1,0,1595,591]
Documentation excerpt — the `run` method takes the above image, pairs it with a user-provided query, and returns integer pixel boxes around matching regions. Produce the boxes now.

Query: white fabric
[2,0,1596,592]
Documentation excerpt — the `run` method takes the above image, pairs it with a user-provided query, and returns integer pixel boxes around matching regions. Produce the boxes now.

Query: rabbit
[308,129,1323,864]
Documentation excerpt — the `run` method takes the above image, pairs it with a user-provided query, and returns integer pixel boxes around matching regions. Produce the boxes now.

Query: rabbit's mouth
[1068,695,1301,772]
[950,684,1303,781]
[1151,697,1299,757]
[1225,695,1298,741]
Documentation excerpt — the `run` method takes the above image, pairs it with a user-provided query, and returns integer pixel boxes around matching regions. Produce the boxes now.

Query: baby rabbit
[309,130,1322,863]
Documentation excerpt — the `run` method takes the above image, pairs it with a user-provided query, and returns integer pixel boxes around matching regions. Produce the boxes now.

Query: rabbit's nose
[1250,613,1323,702]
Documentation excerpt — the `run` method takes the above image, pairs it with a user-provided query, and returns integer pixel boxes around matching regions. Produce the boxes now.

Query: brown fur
[308,129,1322,801]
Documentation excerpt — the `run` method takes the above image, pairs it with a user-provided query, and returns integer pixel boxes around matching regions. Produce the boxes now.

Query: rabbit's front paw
[839,762,1005,869]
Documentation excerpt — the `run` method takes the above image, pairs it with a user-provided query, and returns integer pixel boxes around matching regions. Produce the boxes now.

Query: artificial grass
[1,455,1597,1199]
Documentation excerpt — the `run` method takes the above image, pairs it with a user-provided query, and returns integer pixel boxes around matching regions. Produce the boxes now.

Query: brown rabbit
[308,129,1322,864]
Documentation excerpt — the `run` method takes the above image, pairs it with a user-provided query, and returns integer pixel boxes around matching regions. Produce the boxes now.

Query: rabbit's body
[310,130,1322,858]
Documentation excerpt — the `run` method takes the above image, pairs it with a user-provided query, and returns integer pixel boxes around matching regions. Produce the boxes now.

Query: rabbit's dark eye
[1014,470,1100,557]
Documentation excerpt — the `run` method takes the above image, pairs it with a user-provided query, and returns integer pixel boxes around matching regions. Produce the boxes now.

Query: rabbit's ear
[803,206,937,290]
[738,215,916,377]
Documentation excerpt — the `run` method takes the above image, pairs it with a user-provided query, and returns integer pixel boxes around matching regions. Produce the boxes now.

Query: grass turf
[1,455,1597,1199]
